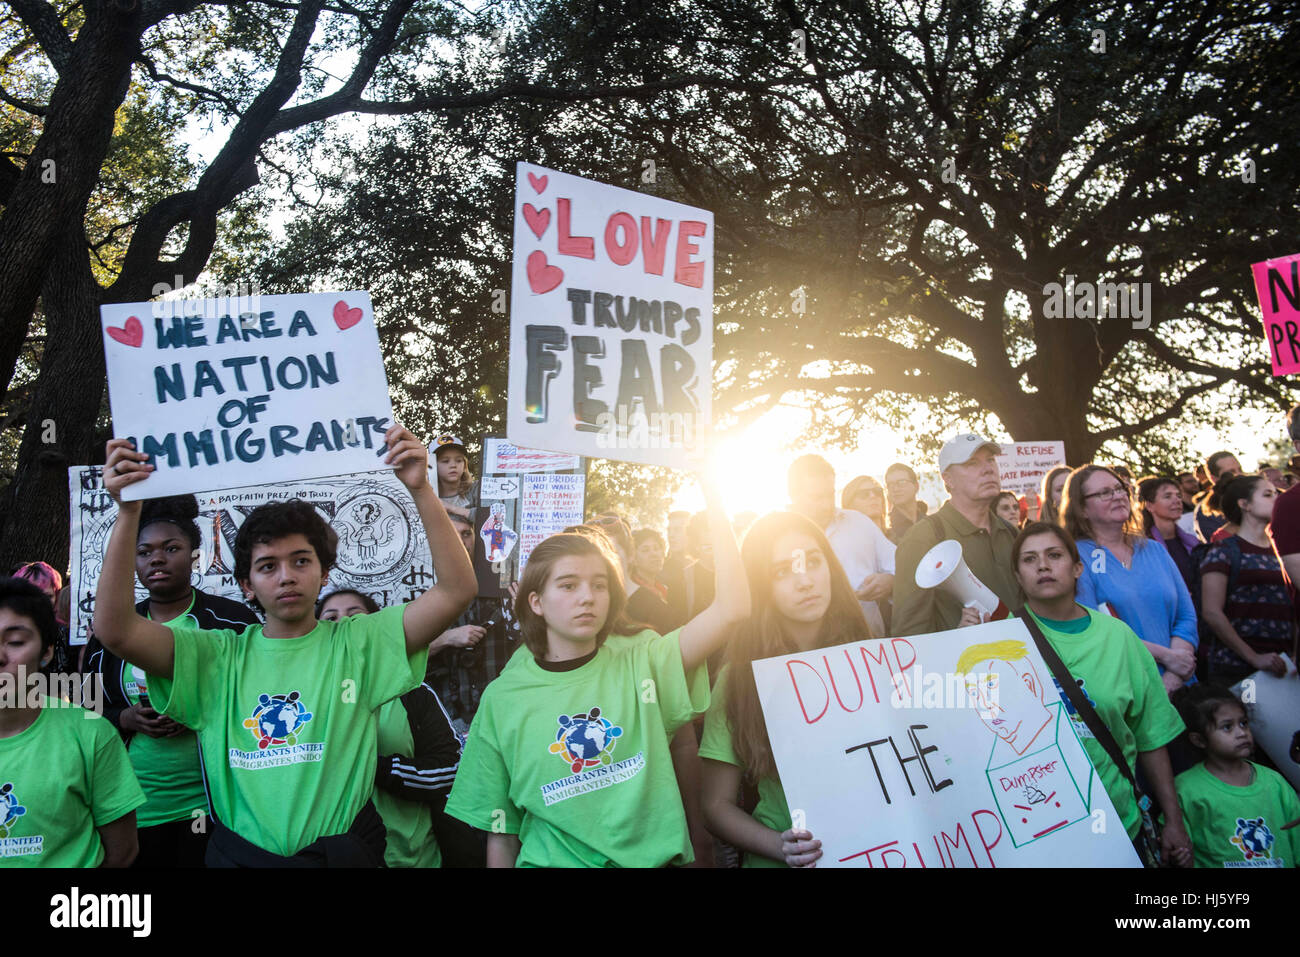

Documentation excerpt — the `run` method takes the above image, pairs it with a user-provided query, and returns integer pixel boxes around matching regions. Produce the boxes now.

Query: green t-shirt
[445,629,709,867]
[698,667,792,868]
[1027,606,1185,839]
[1174,762,1300,868]
[148,604,424,857]
[0,700,145,867]
[124,596,205,828]
[374,697,442,868]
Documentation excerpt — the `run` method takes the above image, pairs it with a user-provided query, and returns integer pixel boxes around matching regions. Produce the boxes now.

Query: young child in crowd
[1172,684,1300,868]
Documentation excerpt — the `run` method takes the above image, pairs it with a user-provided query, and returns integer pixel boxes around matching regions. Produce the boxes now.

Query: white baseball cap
[938,433,1001,473]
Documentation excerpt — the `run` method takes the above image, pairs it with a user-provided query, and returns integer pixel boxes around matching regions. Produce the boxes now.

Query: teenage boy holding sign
[93,423,476,866]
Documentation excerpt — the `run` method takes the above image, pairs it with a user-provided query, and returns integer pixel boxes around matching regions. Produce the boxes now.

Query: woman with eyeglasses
[1062,465,1199,696]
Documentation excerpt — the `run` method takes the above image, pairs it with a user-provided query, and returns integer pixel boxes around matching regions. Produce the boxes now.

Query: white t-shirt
[823,508,897,635]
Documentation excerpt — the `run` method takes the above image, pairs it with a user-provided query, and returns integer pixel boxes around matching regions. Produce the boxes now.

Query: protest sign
[68,466,433,645]
[1232,656,1300,791]
[753,618,1140,867]
[474,436,586,596]
[1252,253,1300,376]
[507,162,712,469]
[996,441,1065,497]
[518,473,586,572]
[482,438,579,474]
[100,290,394,499]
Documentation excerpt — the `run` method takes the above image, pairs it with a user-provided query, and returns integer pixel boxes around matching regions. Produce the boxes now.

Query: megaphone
[914,539,1009,620]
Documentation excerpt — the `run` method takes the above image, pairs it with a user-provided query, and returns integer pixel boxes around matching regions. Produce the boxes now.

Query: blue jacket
[1075,536,1198,673]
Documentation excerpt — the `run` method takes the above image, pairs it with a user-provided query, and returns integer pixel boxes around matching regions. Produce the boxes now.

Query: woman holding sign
[84,494,261,867]
[443,465,748,867]
[697,511,874,867]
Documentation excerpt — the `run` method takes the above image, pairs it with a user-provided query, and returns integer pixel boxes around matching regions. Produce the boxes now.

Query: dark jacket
[84,590,261,739]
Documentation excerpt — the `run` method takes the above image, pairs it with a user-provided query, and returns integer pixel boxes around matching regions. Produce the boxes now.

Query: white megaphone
[914,539,1009,620]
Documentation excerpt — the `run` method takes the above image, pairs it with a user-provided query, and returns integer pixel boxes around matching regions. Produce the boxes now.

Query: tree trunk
[0,3,139,402]
[0,228,106,574]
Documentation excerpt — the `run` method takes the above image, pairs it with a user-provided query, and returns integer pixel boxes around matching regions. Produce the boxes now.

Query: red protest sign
[1252,253,1300,376]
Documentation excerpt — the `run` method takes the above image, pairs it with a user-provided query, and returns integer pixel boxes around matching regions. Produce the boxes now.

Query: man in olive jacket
[892,434,1024,636]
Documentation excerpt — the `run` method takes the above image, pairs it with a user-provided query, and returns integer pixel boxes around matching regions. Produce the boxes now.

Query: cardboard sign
[1232,656,1300,792]
[67,466,434,645]
[996,441,1065,497]
[506,163,712,468]
[1252,253,1300,376]
[753,618,1140,867]
[100,291,394,499]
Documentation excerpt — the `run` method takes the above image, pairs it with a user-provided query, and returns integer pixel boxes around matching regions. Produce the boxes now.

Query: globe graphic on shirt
[243,692,313,750]
[549,708,623,774]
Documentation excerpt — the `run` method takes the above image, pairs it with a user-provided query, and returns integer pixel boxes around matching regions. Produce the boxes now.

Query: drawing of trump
[955,636,1095,848]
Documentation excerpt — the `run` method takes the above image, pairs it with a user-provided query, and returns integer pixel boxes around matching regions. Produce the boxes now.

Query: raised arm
[678,474,750,673]
[383,424,477,655]
[91,440,177,678]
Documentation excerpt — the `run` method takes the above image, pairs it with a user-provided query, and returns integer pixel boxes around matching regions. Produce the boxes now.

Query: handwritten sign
[1252,253,1300,376]
[996,441,1065,497]
[67,466,433,645]
[518,473,587,573]
[100,291,394,499]
[507,163,712,468]
[754,618,1139,867]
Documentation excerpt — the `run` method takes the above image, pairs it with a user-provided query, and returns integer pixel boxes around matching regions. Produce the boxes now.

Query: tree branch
[7,0,73,74]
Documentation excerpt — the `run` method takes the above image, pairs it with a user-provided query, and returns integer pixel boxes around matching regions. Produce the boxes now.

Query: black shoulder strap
[1016,610,1138,792]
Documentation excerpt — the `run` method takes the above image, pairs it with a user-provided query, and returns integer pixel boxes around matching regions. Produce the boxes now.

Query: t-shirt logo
[548,707,623,774]
[0,783,25,837]
[1230,816,1275,861]
[243,692,313,750]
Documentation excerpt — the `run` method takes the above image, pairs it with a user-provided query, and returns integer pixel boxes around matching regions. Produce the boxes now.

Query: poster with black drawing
[68,466,434,645]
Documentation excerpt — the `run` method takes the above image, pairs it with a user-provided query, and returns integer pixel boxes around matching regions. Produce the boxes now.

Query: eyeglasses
[590,515,622,527]
[1083,485,1128,502]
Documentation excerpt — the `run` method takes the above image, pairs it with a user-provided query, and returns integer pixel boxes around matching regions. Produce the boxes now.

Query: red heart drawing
[528,172,548,194]
[523,203,550,238]
[106,316,143,348]
[333,300,363,330]
[527,250,564,294]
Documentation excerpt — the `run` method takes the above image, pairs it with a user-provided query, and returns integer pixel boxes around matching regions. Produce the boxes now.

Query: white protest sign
[67,465,434,645]
[754,618,1140,867]
[101,291,394,500]
[1233,656,1300,791]
[996,441,1066,497]
[518,472,586,572]
[482,437,579,474]
[507,162,712,468]
[479,475,520,499]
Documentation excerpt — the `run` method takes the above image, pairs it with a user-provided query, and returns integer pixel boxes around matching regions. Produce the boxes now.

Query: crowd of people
[1,415,1298,870]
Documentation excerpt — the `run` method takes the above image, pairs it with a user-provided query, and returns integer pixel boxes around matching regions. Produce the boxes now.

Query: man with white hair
[891,433,1024,636]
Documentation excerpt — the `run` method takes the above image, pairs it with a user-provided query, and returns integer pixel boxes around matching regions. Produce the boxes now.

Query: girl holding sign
[444,468,748,867]
[84,493,261,867]
[698,511,873,867]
